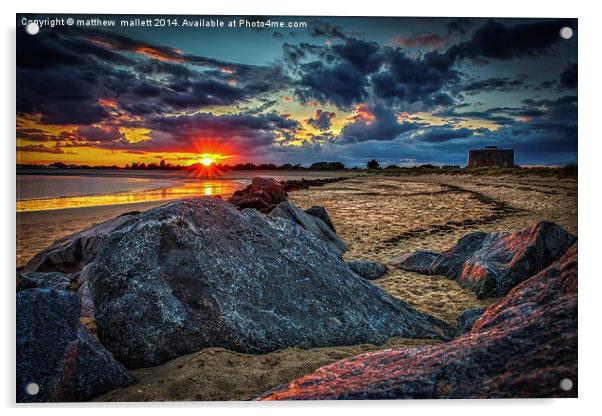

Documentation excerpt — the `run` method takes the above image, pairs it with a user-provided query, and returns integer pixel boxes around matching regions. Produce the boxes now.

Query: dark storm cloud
[372,48,458,106]
[82,28,186,62]
[306,110,336,131]
[17,127,60,142]
[559,63,577,90]
[289,19,575,115]
[288,39,383,108]
[448,19,575,62]
[17,29,85,70]
[390,33,448,48]
[161,79,247,109]
[331,39,383,74]
[536,79,557,90]
[76,126,124,143]
[17,26,295,129]
[99,111,304,154]
[309,21,348,39]
[447,18,474,36]
[16,16,577,166]
[460,75,528,95]
[338,104,422,144]
[414,127,476,142]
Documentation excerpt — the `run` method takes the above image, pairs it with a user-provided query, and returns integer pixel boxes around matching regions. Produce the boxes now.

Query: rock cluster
[17,174,576,402]
[391,221,575,298]
[281,177,347,193]
[257,242,578,400]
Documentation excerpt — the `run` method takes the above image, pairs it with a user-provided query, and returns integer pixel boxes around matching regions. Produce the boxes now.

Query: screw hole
[559,378,573,391]
[25,22,40,36]
[25,382,39,396]
[559,27,573,40]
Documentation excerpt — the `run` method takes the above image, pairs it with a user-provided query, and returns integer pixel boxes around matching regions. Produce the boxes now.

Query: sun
[200,156,214,166]
[186,151,233,179]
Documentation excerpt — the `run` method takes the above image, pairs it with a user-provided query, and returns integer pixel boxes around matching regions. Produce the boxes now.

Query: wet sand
[96,173,577,401]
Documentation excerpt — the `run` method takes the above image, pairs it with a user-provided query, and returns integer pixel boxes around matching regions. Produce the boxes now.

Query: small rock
[348,261,387,280]
[390,251,438,275]
[17,289,134,402]
[305,206,336,232]
[227,177,288,213]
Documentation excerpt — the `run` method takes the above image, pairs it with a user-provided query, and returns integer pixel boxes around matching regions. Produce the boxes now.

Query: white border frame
[3,1,599,415]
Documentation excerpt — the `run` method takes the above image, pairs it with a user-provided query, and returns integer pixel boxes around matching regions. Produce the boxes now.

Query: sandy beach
[90,172,577,401]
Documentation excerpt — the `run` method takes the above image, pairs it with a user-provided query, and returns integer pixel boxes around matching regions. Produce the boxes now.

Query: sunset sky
[16,15,577,167]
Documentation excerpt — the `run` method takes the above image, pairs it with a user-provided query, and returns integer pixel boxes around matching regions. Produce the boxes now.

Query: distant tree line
[16,160,577,177]
[18,160,353,171]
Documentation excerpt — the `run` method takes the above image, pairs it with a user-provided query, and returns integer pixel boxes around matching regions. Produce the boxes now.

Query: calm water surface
[16,169,346,212]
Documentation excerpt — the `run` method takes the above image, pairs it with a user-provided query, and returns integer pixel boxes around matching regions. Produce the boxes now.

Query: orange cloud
[133,46,184,62]
[98,98,118,109]
[347,103,375,124]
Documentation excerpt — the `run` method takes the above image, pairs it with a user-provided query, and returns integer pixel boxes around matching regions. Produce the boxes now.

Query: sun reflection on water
[16,180,243,212]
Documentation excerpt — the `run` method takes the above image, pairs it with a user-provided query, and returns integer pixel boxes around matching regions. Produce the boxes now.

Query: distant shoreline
[16,164,577,179]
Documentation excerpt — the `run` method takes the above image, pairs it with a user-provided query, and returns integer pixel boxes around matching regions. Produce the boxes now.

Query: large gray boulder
[22,212,139,275]
[16,289,134,402]
[257,243,578,400]
[83,198,454,369]
[269,201,348,255]
[392,221,575,298]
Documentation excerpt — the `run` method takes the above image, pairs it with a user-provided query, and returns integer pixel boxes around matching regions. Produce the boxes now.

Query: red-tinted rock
[257,243,577,400]
[227,177,288,213]
[393,221,575,298]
